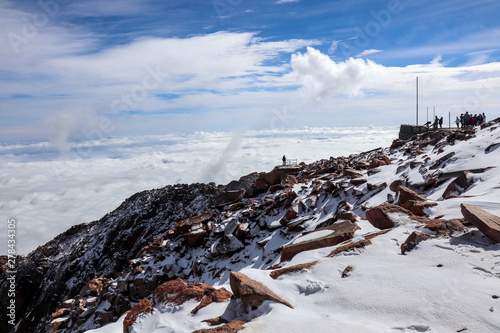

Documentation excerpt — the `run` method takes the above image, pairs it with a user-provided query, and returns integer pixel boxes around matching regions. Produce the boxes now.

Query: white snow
[40,123,500,332]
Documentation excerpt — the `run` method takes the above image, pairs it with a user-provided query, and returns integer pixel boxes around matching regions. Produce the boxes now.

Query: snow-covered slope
[3,120,500,333]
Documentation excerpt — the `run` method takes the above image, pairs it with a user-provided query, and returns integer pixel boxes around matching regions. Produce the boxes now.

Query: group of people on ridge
[455,112,486,128]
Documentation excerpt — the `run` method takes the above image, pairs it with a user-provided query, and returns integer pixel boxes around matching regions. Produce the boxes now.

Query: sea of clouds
[0,126,399,255]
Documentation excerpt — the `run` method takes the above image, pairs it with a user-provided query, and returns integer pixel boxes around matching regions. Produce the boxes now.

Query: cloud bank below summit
[0,126,398,255]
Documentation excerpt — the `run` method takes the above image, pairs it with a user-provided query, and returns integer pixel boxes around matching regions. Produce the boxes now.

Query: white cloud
[276,0,301,4]
[356,49,382,58]
[0,126,399,255]
[290,47,387,100]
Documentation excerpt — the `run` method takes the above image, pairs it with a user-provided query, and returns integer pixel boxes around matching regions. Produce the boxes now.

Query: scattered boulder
[365,204,414,230]
[370,158,387,168]
[229,272,293,311]
[442,171,474,199]
[281,221,359,262]
[183,230,206,247]
[403,200,438,216]
[396,186,428,206]
[355,161,370,170]
[401,231,433,254]
[79,277,109,297]
[461,204,500,242]
[270,261,318,279]
[343,168,363,178]
[191,287,233,314]
[153,278,212,307]
[193,320,246,333]
[391,139,406,149]
[175,211,213,234]
[430,152,455,170]
[214,191,246,208]
[341,266,353,278]
[210,234,244,255]
[51,308,69,319]
[123,298,154,333]
[422,218,468,237]
[350,178,367,186]
[328,229,392,257]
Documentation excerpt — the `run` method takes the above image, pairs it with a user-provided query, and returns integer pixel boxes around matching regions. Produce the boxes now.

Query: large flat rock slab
[461,204,500,242]
[280,221,359,262]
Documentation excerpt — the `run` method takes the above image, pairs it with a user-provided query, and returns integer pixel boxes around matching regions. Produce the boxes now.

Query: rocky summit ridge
[2,118,500,333]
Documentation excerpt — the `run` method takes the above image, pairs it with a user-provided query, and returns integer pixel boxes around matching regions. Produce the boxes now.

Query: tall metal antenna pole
[416,77,419,126]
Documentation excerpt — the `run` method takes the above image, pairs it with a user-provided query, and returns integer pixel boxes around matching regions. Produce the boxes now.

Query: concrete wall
[398,124,432,140]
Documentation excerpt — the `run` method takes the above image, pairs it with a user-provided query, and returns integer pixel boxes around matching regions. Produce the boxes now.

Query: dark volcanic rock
[0,183,218,333]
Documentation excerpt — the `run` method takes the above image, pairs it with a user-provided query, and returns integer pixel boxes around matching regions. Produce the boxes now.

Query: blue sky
[1,0,500,143]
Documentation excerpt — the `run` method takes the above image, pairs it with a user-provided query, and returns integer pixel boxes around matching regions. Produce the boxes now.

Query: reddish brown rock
[365,204,413,229]
[183,230,206,247]
[396,186,428,206]
[190,287,232,314]
[343,168,363,178]
[229,271,293,311]
[97,310,114,324]
[461,204,500,242]
[193,320,246,333]
[280,204,299,226]
[210,287,233,302]
[153,278,213,307]
[281,221,359,262]
[175,211,213,234]
[214,190,246,208]
[51,308,69,319]
[336,211,359,223]
[422,218,468,237]
[259,169,286,186]
[355,161,370,170]
[401,200,438,216]
[282,190,298,207]
[350,178,367,186]
[270,261,318,279]
[255,178,269,191]
[282,175,298,186]
[401,231,433,254]
[341,265,353,278]
[370,158,387,168]
[327,229,393,257]
[389,179,405,192]
[123,298,154,333]
[390,139,406,149]
[202,317,227,326]
[442,171,473,199]
[79,277,109,297]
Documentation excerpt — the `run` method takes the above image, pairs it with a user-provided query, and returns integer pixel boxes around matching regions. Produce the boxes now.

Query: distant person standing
[282,155,286,166]
[464,112,470,127]
[455,116,460,128]
[439,117,443,128]
[483,112,486,123]
[433,116,439,129]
